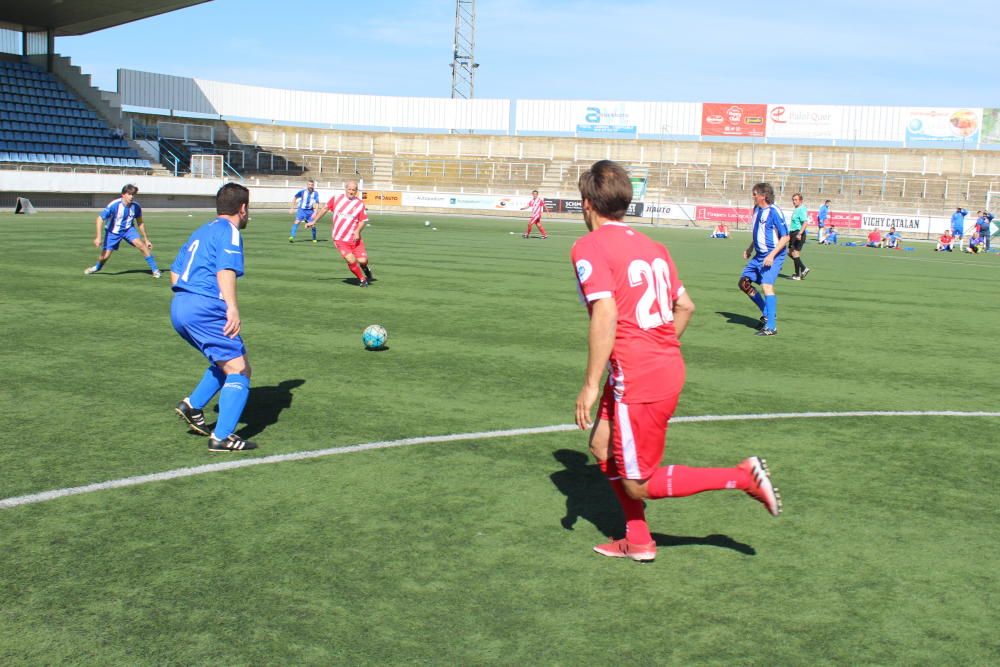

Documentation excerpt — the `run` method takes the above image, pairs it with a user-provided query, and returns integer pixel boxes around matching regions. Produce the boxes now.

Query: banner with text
[401,192,531,210]
[559,199,644,217]
[701,103,767,137]
[361,190,402,206]
[767,104,839,139]
[641,202,697,220]
[904,108,981,145]
[575,103,638,138]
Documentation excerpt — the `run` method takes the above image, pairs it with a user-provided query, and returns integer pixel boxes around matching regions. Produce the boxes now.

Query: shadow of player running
[716,311,763,330]
[550,449,756,555]
[211,378,305,439]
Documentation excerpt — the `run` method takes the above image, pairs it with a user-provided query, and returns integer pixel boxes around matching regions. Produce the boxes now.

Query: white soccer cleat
[738,456,782,516]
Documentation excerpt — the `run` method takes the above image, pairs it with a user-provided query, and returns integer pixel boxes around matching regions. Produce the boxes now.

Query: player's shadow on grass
[211,379,305,439]
[716,311,763,329]
[550,449,755,556]
[94,269,156,276]
[339,277,378,286]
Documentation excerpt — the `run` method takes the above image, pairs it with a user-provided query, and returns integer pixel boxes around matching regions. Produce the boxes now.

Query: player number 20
[628,258,674,329]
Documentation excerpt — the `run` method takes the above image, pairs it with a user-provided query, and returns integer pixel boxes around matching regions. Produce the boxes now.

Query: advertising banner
[361,190,402,206]
[695,205,754,224]
[767,104,839,139]
[823,211,862,229]
[560,199,644,217]
[860,213,927,233]
[904,108,981,145]
[400,192,531,210]
[701,103,767,137]
[982,108,1000,144]
[575,103,638,138]
[641,202,697,220]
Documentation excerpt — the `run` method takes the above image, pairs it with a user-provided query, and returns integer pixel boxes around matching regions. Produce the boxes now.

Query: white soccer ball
[424,220,430,226]
[362,324,388,350]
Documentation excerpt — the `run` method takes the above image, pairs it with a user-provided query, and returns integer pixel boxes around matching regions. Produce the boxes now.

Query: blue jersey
[750,205,788,257]
[951,209,968,232]
[977,213,994,230]
[100,198,142,234]
[170,218,244,300]
[295,188,320,212]
[817,204,829,225]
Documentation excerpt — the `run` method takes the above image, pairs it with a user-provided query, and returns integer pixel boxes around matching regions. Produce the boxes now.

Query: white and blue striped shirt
[295,188,320,212]
[751,205,788,256]
[100,198,142,234]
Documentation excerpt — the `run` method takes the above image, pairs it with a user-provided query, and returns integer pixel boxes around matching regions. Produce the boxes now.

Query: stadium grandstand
[2,2,999,235]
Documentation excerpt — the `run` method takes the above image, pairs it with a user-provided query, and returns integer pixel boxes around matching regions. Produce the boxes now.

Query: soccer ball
[362,324,388,350]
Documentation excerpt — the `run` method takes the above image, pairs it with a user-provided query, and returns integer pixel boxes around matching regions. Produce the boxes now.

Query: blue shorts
[171,291,247,363]
[951,227,964,237]
[295,210,313,222]
[102,227,140,251]
[741,253,785,286]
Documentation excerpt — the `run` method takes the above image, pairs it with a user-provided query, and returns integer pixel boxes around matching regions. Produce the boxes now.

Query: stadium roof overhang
[0,0,212,37]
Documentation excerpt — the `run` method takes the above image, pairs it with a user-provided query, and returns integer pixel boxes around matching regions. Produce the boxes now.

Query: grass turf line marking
[3,411,999,510]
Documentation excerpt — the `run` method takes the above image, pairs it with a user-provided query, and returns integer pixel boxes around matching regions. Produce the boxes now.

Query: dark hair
[578,160,632,220]
[793,192,803,201]
[121,184,138,195]
[216,182,250,215]
[752,182,775,205]
[824,199,831,204]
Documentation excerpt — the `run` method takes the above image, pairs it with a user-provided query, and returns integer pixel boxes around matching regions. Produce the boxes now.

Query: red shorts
[334,238,367,260]
[598,384,678,480]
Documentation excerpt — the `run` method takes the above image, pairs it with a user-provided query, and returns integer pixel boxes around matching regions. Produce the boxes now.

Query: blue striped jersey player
[738,182,789,336]
[171,183,258,452]
[84,184,161,278]
[289,179,321,243]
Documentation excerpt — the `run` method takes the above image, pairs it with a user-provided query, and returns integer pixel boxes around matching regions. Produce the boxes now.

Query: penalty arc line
[2,410,999,510]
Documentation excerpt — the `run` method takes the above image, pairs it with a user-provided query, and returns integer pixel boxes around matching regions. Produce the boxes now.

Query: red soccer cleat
[593,538,656,562]
[738,456,782,516]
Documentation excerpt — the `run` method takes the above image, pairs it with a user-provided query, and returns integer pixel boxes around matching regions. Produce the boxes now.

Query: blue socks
[189,365,226,409]
[93,261,104,271]
[213,374,250,440]
[764,295,777,330]
[290,222,299,238]
[145,255,159,272]
[749,291,765,313]
[311,225,317,240]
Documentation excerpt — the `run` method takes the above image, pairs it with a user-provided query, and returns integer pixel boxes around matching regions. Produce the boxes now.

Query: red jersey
[528,196,545,220]
[325,194,368,242]
[571,222,686,404]
[867,230,882,243]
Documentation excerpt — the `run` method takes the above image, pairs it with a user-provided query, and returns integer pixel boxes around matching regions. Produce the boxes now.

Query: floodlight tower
[449,0,478,100]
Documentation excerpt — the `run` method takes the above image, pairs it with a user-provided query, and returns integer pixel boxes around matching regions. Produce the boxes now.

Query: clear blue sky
[59,0,997,107]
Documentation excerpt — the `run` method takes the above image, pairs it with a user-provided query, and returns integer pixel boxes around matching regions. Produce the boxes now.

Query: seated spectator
[966,234,986,253]
[865,229,882,247]
[710,223,730,239]
[882,227,901,249]
[936,230,954,251]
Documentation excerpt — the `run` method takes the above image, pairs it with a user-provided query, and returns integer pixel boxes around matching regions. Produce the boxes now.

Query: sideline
[3,410,998,510]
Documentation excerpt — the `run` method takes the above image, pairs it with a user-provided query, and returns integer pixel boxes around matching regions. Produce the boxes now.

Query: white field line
[2,411,999,510]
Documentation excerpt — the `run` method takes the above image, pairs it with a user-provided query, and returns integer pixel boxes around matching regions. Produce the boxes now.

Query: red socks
[646,465,749,499]
[347,261,366,281]
[608,478,652,544]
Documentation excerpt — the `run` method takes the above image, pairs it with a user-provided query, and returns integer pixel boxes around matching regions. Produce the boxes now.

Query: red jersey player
[571,160,781,563]
[308,179,373,287]
[520,189,547,239]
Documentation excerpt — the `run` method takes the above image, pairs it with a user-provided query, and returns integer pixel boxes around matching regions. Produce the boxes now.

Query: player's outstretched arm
[575,298,617,430]
[217,269,241,338]
[94,216,103,247]
[307,205,328,227]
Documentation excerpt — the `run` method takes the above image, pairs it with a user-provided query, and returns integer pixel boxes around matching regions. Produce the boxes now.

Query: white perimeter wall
[118,70,509,133]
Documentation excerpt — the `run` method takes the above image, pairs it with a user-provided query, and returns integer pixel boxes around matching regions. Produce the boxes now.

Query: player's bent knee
[622,478,648,500]
[738,276,755,295]
[218,357,251,378]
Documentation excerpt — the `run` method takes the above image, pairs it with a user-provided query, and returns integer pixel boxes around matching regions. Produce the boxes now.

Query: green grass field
[1,209,997,665]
